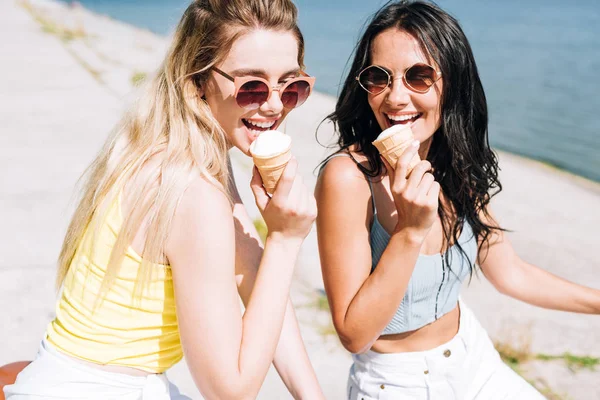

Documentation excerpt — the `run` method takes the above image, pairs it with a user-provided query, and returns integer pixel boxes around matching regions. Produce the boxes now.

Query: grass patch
[131,71,147,86]
[495,335,596,399]
[536,352,599,372]
[312,289,330,312]
[494,334,532,372]
[20,0,86,42]
[253,218,268,242]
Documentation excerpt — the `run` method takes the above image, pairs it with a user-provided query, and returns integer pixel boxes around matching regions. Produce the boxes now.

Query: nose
[385,77,410,107]
[260,86,285,115]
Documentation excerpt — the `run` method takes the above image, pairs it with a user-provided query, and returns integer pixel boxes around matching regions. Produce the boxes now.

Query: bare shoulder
[175,174,233,225]
[315,152,374,232]
[167,174,234,257]
[316,152,371,198]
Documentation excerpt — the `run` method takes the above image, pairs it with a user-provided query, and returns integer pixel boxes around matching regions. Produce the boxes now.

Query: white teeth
[247,120,276,128]
[386,113,420,121]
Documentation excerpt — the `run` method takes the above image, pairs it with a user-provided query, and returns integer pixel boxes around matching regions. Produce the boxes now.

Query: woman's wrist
[391,225,428,247]
[265,232,304,252]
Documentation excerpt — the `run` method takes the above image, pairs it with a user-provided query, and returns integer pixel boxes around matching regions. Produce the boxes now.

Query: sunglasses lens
[358,66,389,94]
[281,80,311,109]
[405,64,438,92]
[236,80,269,109]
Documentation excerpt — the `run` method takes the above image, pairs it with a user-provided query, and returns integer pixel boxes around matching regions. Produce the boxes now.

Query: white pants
[3,340,191,400]
[348,301,546,400]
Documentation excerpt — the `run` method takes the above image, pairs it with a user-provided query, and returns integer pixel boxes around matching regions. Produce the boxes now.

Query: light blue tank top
[322,153,478,335]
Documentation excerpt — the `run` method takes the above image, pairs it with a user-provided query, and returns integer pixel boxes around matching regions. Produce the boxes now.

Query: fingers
[417,172,435,198]
[390,141,420,193]
[425,181,441,211]
[286,173,304,212]
[407,159,432,183]
[250,167,269,210]
[393,140,420,177]
[272,157,298,200]
[427,181,441,204]
[381,155,392,172]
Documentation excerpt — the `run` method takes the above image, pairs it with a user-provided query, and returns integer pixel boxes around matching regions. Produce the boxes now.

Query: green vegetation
[314,292,330,312]
[536,353,599,372]
[20,0,86,43]
[253,218,268,242]
[131,71,147,86]
[494,338,595,399]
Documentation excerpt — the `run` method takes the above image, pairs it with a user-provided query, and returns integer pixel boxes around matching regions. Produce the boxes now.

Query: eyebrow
[228,68,301,79]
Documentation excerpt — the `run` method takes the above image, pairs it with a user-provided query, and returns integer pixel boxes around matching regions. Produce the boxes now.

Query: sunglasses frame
[212,67,316,110]
[356,63,442,95]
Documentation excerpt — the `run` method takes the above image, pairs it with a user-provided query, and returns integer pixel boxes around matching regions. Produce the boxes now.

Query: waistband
[41,339,167,388]
[353,299,477,369]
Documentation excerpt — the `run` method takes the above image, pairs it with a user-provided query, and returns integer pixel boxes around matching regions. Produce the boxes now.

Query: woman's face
[203,29,300,156]
[367,28,442,151]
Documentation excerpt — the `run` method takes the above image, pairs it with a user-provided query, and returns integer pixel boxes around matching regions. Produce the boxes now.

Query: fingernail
[411,140,420,148]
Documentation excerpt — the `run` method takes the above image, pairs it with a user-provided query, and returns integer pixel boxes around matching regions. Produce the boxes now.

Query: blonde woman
[4,0,324,399]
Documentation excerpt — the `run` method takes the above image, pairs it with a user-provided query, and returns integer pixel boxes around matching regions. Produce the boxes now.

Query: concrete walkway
[0,0,120,363]
[1,0,599,399]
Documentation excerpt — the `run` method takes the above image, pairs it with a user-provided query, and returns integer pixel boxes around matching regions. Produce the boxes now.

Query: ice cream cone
[250,134,292,194]
[372,125,420,174]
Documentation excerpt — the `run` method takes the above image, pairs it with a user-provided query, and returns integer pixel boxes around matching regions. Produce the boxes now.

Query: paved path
[1,1,599,398]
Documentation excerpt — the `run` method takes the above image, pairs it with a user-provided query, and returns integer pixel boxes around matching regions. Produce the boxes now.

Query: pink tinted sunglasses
[212,67,315,110]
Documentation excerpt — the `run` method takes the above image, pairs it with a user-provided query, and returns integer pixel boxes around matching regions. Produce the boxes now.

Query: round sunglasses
[212,67,316,110]
[356,63,441,95]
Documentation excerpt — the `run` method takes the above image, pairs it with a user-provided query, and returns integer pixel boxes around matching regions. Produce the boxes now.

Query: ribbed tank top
[322,153,477,335]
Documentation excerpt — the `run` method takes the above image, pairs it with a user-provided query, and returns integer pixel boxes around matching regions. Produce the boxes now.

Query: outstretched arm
[478,208,600,314]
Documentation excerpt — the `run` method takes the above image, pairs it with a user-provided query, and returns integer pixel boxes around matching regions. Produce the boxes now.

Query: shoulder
[315,152,374,224]
[167,173,235,262]
[176,174,232,223]
[317,152,371,196]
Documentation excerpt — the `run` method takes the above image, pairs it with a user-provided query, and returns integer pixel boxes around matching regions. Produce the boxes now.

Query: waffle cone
[372,126,420,174]
[252,144,292,194]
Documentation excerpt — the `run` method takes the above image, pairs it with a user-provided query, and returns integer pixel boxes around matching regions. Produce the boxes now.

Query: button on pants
[347,300,546,400]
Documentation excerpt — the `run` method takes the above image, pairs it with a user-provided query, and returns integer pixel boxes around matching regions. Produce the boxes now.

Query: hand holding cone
[372,125,420,175]
[250,130,292,194]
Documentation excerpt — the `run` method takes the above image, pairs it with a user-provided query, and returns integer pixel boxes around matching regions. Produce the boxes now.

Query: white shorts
[3,339,191,400]
[347,300,546,400]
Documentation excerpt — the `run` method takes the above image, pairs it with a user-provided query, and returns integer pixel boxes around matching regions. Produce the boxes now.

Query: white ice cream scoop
[250,130,292,158]
[250,130,293,194]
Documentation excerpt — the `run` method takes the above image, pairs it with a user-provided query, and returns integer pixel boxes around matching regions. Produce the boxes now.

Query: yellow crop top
[46,191,183,373]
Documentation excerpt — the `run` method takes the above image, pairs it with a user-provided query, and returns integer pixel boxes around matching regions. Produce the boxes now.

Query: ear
[193,75,205,98]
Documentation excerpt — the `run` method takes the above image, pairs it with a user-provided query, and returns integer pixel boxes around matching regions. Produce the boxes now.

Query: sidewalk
[1,0,599,399]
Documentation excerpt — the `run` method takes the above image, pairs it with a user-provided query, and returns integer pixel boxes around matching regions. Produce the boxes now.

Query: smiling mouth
[242,119,277,134]
[386,112,422,127]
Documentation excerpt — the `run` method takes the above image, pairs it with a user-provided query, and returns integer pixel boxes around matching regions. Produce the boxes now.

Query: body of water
[60,0,600,182]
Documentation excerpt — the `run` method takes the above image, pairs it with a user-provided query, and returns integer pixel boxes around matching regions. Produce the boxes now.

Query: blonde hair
[56,0,305,299]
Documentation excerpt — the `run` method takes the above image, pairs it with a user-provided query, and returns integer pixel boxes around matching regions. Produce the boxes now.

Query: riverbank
[1,1,599,399]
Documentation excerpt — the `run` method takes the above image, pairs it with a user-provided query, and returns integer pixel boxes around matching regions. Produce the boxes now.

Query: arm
[230,177,324,399]
[315,149,439,354]
[478,208,600,314]
[167,161,316,400]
